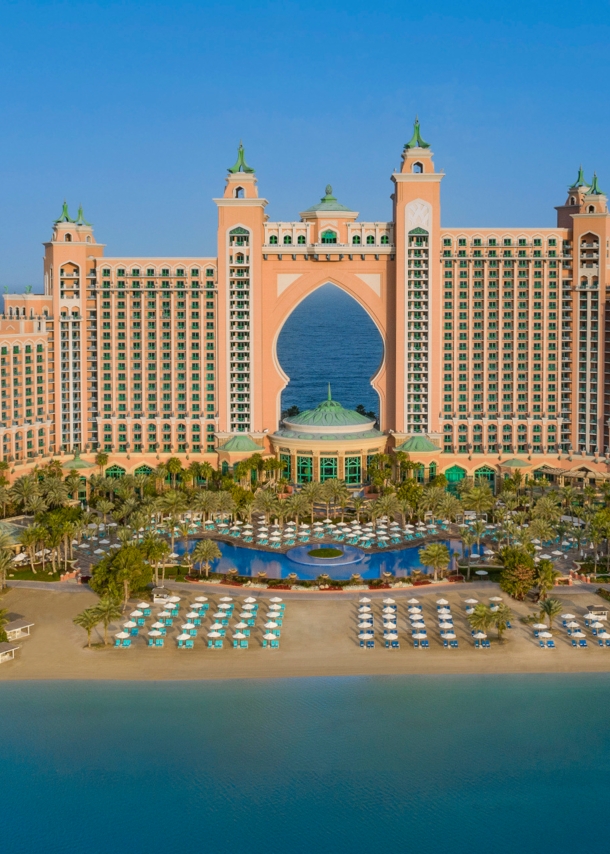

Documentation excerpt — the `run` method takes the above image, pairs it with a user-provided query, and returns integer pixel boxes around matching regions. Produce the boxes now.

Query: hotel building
[2,122,610,489]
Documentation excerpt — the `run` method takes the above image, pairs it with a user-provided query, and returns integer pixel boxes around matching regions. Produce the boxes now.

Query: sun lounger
[450,640,459,648]
[413,640,419,648]
[185,639,194,648]
[155,638,164,647]
[359,640,365,648]
[391,641,400,649]
[474,640,480,649]
[571,639,577,647]
[606,640,610,648]
[366,641,375,649]
[539,640,545,648]
[579,639,588,648]
[483,640,491,648]
[443,639,449,648]
[421,640,429,648]
[270,639,280,648]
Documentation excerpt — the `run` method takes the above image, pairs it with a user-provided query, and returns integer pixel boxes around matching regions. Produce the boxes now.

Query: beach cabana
[177,632,194,649]
[262,632,279,649]
[207,630,223,649]
[114,631,131,648]
[233,631,249,649]
[147,629,164,647]
[0,642,19,664]
[4,619,34,641]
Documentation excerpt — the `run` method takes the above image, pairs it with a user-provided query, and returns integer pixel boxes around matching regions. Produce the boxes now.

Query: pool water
[174,538,483,580]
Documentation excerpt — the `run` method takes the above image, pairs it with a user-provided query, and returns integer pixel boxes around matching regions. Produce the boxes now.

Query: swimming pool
[174,538,483,580]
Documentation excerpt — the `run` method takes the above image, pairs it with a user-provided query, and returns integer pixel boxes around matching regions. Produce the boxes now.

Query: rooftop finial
[405,117,430,150]
[589,173,604,195]
[570,165,588,190]
[54,200,74,224]
[228,142,255,174]
[327,383,332,401]
[75,205,91,226]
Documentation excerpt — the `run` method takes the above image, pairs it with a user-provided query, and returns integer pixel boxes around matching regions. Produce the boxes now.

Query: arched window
[106,465,126,479]
[236,253,244,263]
[64,233,72,242]
[86,235,91,243]
[589,205,595,213]
[413,162,423,173]
[570,196,576,205]
[234,187,244,199]
[380,235,389,245]
[366,235,375,245]
[269,235,278,244]
[297,235,306,244]
[320,230,337,244]
[352,235,361,245]
[283,235,292,244]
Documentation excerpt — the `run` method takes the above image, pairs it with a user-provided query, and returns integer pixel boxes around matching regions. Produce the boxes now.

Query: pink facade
[1,128,609,483]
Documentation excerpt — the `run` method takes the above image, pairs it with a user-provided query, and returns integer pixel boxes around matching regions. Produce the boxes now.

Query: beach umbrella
[439,621,453,629]
[489,596,503,602]
[129,610,143,618]
[552,550,563,556]
[263,632,277,640]
[412,632,427,639]
[572,631,586,638]
[195,596,208,603]
[207,631,221,638]
[407,598,420,605]
[408,606,422,613]
[382,606,395,614]
[533,623,549,630]
[115,631,130,640]
[233,632,247,640]
[442,632,457,640]
[358,622,373,629]
[182,623,196,630]
[438,607,451,613]
[151,621,165,629]
[561,613,575,619]
[566,621,580,629]
[238,612,252,619]
[264,621,278,629]
[93,548,104,555]
[212,611,226,618]
[219,603,232,610]
[219,596,233,603]
[475,570,488,576]
[210,622,224,630]
[148,629,162,637]
[270,599,283,606]
[436,598,449,605]
[385,633,399,640]
[383,598,396,605]
[540,553,552,559]
[166,596,180,604]
[484,549,495,556]
[465,599,478,605]
[597,631,610,639]
[136,601,150,609]
[473,632,487,639]
[359,606,372,613]
[591,621,604,629]
[100,538,110,544]
[243,603,255,610]
[583,613,598,620]
[158,610,171,618]
[539,631,553,639]
[358,632,374,639]
[123,620,137,629]
[243,597,257,604]
[176,633,191,641]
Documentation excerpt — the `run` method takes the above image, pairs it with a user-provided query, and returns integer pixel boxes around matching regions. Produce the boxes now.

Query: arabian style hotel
[2,122,610,491]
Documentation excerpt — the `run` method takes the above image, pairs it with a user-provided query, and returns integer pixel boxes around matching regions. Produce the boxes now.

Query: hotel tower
[2,122,609,489]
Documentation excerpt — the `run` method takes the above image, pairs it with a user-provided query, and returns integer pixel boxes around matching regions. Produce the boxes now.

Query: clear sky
[1,0,608,289]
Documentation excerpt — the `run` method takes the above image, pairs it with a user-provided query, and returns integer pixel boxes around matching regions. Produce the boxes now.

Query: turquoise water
[2,676,610,852]
[175,537,483,579]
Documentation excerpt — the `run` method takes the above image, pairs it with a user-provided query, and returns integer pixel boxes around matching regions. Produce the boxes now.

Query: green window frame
[320,231,337,244]
[344,456,361,485]
[280,454,292,481]
[296,456,312,484]
[319,457,337,482]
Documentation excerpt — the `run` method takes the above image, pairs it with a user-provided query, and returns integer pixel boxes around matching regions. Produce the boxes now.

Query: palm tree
[352,496,366,523]
[374,493,401,525]
[10,475,39,512]
[26,494,48,517]
[0,484,11,518]
[93,596,122,645]
[286,493,309,527]
[73,607,101,648]
[468,603,494,636]
[539,597,563,629]
[215,490,236,523]
[95,452,109,474]
[44,479,70,509]
[191,490,217,523]
[463,483,494,519]
[192,538,221,577]
[64,472,82,501]
[535,560,561,601]
[460,529,476,581]
[96,498,114,526]
[141,534,170,587]
[472,519,487,556]
[324,479,350,519]
[0,606,10,642]
[437,493,462,524]
[252,490,279,524]
[418,542,450,581]
[165,457,183,490]
[20,525,41,574]
[491,602,513,641]
[301,481,324,523]
[159,490,187,553]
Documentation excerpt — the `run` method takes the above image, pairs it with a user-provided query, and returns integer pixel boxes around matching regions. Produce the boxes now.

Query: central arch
[259,264,394,432]
[276,284,384,417]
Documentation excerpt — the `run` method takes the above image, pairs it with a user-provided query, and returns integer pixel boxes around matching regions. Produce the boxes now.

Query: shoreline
[2,585,610,683]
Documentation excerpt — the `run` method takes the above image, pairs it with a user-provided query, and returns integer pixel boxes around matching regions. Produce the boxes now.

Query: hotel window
[321,231,337,244]
[283,235,292,244]
[366,235,375,245]
[319,457,337,482]
[296,456,312,484]
[269,235,278,244]
[297,235,306,244]
[345,456,361,484]
[352,235,361,244]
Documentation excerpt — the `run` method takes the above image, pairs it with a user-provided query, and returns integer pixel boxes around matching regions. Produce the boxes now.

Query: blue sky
[0,0,608,288]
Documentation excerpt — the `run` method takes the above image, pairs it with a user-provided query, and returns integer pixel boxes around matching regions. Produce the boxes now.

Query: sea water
[277,283,384,416]
[2,675,610,853]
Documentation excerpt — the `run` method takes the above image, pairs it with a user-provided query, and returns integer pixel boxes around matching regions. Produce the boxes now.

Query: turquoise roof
[276,428,383,441]
[395,435,438,453]
[501,458,530,468]
[303,185,354,213]
[63,451,94,469]
[218,435,262,452]
[284,387,374,429]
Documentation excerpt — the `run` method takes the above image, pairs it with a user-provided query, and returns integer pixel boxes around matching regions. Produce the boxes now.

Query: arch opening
[276,283,384,421]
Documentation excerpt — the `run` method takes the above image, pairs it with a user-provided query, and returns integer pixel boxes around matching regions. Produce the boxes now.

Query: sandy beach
[2,583,610,681]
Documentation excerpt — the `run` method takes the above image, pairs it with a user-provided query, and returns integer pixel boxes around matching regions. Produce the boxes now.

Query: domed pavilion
[270,386,385,484]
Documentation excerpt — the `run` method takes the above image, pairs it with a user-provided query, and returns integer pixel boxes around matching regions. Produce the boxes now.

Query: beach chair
[114,638,121,647]
[284,538,295,546]
[214,639,223,649]
[147,638,155,647]
[450,640,459,649]
[606,639,610,648]
[188,629,197,637]
[483,640,491,648]
[359,640,365,648]
[155,638,164,647]
[571,639,577,647]
[246,619,255,627]
[271,639,280,648]
[474,640,480,649]
[142,607,151,616]
[539,640,545,648]
[598,639,604,648]
[272,541,281,549]
[233,640,240,648]
[272,629,281,637]
[421,640,430,648]
[164,619,173,627]
[443,639,449,648]
[178,639,185,648]
[579,639,588,648]
[506,621,512,629]
[391,641,400,649]
[262,639,268,648]
[240,640,249,648]
[130,628,139,636]
[192,617,202,626]
[366,641,375,649]
[385,640,391,648]
[185,639,194,649]
[413,640,419,649]
[136,618,145,627]
[534,630,539,638]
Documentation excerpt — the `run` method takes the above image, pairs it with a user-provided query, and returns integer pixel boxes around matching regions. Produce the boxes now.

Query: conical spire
[75,205,91,226]
[405,117,430,150]
[570,165,588,189]
[588,173,604,195]
[228,142,255,174]
[54,200,74,223]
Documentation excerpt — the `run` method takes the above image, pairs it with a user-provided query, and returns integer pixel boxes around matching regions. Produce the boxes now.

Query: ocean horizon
[3,674,610,852]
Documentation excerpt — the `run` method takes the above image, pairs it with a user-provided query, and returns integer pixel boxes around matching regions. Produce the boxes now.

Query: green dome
[218,435,262,452]
[302,185,355,213]
[395,436,438,453]
[280,386,379,439]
